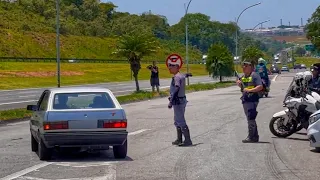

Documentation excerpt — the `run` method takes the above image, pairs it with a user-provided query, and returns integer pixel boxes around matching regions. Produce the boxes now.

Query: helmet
[311,63,320,72]
[294,72,304,80]
[303,71,313,81]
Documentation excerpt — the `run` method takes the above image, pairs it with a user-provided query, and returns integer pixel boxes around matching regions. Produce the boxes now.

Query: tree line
[0,0,293,91]
[1,0,287,56]
[306,5,320,52]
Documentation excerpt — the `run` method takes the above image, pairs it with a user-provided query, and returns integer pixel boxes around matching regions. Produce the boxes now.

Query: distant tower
[280,19,283,26]
[301,18,303,26]
[289,21,291,27]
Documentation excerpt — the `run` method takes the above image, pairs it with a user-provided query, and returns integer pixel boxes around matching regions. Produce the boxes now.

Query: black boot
[242,136,259,143]
[172,127,182,145]
[179,126,192,146]
[242,120,259,143]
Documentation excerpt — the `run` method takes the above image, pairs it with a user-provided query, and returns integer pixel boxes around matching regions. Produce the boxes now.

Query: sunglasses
[168,64,178,67]
[242,64,251,67]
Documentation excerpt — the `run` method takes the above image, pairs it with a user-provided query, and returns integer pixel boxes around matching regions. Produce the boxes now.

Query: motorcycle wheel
[269,117,297,138]
[295,124,303,132]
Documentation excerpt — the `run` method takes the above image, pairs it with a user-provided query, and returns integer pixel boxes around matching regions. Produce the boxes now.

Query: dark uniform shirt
[241,72,262,103]
[309,76,320,94]
[151,66,159,78]
[170,72,186,104]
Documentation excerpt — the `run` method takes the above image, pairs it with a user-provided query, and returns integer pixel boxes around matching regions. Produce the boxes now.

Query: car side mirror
[27,105,38,111]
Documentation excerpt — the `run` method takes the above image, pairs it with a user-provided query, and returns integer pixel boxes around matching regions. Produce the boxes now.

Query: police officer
[309,63,320,94]
[147,61,160,93]
[167,62,192,146]
[236,61,263,143]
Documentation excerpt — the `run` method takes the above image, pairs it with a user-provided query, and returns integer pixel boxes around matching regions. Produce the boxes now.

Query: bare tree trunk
[133,73,140,91]
[130,56,141,92]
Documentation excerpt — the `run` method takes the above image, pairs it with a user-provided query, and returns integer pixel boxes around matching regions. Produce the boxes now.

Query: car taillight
[103,121,127,128]
[43,121,68,130]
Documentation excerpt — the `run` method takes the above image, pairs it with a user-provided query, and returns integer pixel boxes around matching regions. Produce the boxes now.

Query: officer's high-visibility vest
[241,76,255,89]
[241,73,259,102]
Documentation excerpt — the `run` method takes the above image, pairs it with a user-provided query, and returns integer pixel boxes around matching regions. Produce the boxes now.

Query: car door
[31,90,50,139]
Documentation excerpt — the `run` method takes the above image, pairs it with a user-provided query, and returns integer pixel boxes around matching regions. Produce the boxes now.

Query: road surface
[1,71,319,180]
[0,76,218,110]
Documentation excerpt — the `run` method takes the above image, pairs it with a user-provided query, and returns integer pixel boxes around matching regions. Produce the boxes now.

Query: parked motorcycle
[269,71,320,138]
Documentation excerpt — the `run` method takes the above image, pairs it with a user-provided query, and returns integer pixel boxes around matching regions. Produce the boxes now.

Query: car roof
[47,87,112,94]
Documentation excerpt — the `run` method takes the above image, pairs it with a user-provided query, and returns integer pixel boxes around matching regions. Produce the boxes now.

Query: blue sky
[106,0,320,29]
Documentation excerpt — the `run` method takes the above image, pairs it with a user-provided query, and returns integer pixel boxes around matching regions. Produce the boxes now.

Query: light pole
[184,0,193,85]
[56,0,61,88]
[235,2,261,67]
[252,20,270,31]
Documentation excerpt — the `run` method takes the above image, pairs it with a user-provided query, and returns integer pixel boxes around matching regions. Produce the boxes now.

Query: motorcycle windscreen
[283,77,296,103]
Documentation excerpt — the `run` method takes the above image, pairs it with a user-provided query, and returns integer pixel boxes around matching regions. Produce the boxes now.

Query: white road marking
[0,80,215,106]
[0,162,54,180]
[272,74,279,82]
[0,100,37,105]
[2,129,150,179]
[6,121,29,126]
[18,95,37,98]
[54,161,117,168]
[12,162,117,180]
[128,129,151,136]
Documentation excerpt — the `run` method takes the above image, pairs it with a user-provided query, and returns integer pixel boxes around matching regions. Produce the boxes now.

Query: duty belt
[178,96,186,98]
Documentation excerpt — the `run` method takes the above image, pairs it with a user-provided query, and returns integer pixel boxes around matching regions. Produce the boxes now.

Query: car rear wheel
[38,139,52,160]
[31,134,38,152]
[113,140,127,159]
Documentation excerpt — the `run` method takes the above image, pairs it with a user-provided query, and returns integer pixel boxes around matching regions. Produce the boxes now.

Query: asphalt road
[1,71,319,180]
[0,75,219,110]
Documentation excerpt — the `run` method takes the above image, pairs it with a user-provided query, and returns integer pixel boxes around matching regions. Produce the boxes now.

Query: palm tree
[206,43,234,82]
[241,46,264,67]
[113,32,159,91]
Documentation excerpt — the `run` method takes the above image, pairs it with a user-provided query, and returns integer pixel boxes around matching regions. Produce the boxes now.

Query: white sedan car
[27,87,128,160]
[307,110,320,151]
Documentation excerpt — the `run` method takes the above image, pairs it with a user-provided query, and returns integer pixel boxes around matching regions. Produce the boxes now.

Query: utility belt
[171,96,186,105]
[240,92,259,103]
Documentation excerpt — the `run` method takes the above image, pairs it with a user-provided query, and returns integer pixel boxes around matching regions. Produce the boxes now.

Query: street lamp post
[184,0,193,85]
[252,20,270,31]
[56,0,61,88]
[235,2,261,66]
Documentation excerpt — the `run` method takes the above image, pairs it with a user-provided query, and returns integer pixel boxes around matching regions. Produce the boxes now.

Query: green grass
[0,81,235,121]
[0,108,32,121]
[0,62,208,89]
[295,57,320,67]
[0,29,201,60]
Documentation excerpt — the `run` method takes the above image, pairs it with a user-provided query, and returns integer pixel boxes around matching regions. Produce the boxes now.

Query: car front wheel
[113,139,127,159]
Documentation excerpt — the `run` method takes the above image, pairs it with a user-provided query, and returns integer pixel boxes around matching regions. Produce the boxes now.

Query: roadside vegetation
[0,1,290,60]
[0,62,207,90]
[0,81,235,121]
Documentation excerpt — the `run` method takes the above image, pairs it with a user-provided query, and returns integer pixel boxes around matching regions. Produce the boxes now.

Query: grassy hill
[0,29,202,61]
[271,35,310,45]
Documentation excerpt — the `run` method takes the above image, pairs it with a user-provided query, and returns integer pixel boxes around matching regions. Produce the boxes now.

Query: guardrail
[0,57,202,64]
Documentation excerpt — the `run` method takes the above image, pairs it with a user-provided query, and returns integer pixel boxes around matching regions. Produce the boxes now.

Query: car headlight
[309,113,320,125]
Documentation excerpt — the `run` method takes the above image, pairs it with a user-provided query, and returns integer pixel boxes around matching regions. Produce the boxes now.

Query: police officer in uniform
[309,63,320,94]
[167,61,192,146]
[147,61,160,93]
[236,61,263,143]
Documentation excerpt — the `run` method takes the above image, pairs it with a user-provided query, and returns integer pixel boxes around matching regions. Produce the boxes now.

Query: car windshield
[53,92,116,109]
